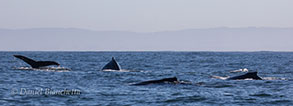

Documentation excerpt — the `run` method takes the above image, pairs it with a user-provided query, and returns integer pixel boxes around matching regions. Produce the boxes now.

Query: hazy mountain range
[0,27,292,51]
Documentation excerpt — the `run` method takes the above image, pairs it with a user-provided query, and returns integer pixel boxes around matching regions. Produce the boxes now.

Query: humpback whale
[132,77,180,85]
[101,57,120,70]
[14,55,60,68]
[227,71,262,80]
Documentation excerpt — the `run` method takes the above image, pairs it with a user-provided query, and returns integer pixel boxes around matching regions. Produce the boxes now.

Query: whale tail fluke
[14,55,60,68]
[14,55,38,68]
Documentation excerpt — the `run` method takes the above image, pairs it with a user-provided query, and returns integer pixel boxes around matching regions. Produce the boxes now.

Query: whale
[132,77,180,85]
[227,71,262,80]
[14,55,60,68]
[101,57,120,70]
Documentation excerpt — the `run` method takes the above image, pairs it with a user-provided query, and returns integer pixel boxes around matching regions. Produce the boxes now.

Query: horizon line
[1,26,293,33]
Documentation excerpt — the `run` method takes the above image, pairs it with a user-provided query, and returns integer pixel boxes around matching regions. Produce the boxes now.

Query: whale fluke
[101,57,120,70]
[132,77,179,85]
[227,71,262,80]
[14,55,60,68]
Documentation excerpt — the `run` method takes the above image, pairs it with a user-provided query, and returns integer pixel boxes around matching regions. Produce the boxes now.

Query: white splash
[102,69,130,72]
[230,68,249,73]
[13,66,70,72]
[262,77,287,80]
[102,69,144,72]
[211,75,229,80]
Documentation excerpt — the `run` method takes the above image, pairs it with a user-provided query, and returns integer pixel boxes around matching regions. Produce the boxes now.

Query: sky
[0,0,293,51]
[0,0,292,32]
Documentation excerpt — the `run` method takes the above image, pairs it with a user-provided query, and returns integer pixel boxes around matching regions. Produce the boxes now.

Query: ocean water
[0,51,293,105]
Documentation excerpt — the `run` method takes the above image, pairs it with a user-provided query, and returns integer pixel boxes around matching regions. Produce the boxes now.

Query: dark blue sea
[1,52,293,105]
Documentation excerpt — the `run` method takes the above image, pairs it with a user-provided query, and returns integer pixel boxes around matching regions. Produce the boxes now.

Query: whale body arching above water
[132,77,179,85]
[14,55,60,68]
[227,71,262,80]
[101,57,121,70]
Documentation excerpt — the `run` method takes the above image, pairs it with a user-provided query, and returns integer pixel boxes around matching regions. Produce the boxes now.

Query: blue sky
[0,0,292,32]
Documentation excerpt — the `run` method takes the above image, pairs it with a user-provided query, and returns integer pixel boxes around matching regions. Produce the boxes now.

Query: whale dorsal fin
[247,71,262,80]
[247,71,258,75]
[102,57,121,70]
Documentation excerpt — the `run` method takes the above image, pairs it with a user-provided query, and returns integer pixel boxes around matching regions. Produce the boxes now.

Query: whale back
[102,57,120,70]
[132,77,178,85]
[36,61,60,68]
[228,72,262,80]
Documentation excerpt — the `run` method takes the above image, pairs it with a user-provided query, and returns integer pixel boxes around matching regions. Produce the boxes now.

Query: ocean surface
[1,52,293,105]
